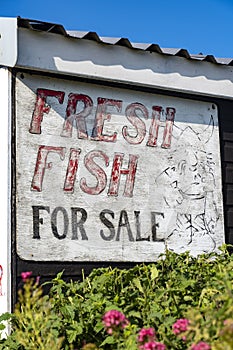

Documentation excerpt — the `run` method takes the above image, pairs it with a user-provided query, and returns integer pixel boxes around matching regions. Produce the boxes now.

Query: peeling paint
[15,73,225,262]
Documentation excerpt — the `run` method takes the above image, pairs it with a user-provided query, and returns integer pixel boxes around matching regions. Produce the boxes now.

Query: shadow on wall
[17,29,233,84]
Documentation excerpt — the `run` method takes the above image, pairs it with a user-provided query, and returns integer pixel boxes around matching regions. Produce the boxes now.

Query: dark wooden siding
[219,101,233,247]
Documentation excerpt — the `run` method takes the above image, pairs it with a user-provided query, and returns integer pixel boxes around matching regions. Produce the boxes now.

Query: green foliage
[0,278,64,350]
[0,245,233,349]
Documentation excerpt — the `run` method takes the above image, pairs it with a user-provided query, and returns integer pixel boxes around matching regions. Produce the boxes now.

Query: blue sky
[1,0,232,58]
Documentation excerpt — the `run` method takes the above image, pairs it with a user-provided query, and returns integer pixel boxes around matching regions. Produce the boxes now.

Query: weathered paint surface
[0,266,3,296]
[0,68,11,317]
[16,73,225,262]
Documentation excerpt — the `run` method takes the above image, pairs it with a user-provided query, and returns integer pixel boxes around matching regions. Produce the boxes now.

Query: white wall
[16,28,233,100]
[0,67,11,317]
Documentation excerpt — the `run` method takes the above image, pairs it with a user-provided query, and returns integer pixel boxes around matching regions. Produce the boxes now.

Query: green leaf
[105,304,121,311]
[150,265,159,280]
[184,295,193,301]
[94,321,104,333]
[66,329,77,343]
[60,304,75,320]
[128,310,141,318]
[0,312,12,322]
[132,278,144,294]
[148,311,163,321]
[100,336,115,346]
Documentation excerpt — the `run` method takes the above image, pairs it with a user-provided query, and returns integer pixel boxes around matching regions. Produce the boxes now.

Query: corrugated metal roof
[17,17,233,66]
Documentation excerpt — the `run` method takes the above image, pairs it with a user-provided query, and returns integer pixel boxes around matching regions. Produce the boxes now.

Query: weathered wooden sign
[15,73,225,261]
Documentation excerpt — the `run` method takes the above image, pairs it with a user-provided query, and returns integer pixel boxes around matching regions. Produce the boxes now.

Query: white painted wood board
[0,68,11,317]
[16,73,225,261]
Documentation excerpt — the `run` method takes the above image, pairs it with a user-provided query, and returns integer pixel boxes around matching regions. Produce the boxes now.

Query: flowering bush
[140,341,166,350]
[138,327,156,343]
[102,310,129,334]
[172,318,190,335]
[137,327,166,350]
[20,271,32,282]
[0,246,233,349]
[190,341,211,350]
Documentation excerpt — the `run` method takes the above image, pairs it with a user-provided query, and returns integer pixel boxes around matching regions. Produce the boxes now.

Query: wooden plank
[222,131,233,142]
[222,142,233,162]
[16,258,135,277]
[225,208,233,227]
[225,228,233,245]
[223,165,233,183]
[224,185,233,205]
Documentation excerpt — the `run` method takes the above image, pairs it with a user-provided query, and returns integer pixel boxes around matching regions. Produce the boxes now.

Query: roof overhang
[1,17,233,100]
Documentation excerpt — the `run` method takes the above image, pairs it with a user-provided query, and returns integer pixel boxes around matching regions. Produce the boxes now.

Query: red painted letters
[91,97,122,142]
[122,103,148,144]
[30,88,176,197]
[147,106,163,147]
[61,93,93,139]
[30,89,65,134]
[31,146,66,191]
[63,148,81,192]
[108,153,139,197]
[147,106,176,148]
[161,107,176,148]
[80,150,109,195]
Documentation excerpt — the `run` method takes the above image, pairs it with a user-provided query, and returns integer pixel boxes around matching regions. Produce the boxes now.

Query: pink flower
[140,341,166,350]
[172,318,190,335]
[221,319,233,335]
[190,341,211,350]
[138,328,166,349]
[223,319,233,327]
[138,327,156,343]
[21,271,32,282]
[102,310,129,334]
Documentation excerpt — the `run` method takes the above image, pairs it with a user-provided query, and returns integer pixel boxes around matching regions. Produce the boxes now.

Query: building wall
[0,68,12,317]
[219,100,233,247]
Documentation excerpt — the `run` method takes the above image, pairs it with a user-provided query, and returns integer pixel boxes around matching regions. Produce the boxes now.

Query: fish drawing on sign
[155,115,220,252]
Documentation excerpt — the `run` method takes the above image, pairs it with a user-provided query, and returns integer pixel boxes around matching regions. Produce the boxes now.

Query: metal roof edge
[17,17,67,36]
[15,17,233,67]
[0,17,232,69]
